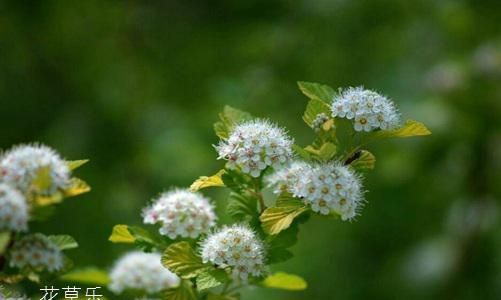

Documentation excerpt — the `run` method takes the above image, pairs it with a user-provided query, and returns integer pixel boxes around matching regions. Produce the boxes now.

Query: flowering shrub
[65,81,430,299]
[0,144,90,292]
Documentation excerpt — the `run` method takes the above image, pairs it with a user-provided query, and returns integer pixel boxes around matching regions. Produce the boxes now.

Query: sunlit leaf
[32,166,52,193]
[63,178,91,197]
[196,269,227,291]
[108,225,135,243]
[260,194,308,235]
[48,235,78,250]
[349,150,376,170]
[190,170,226,191]
[374,120,431,138]
[162,242,207,279]
[164,280,197,300]
[297,81,335,103]
[292,144,311,161]
[261,272,307,291]
[66,159,89,171]
[34,192,64,206]
[0,231,11,255]
[60,267,110,285]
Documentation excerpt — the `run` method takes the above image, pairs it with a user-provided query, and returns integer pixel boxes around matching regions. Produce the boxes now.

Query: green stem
[253,178,265,213]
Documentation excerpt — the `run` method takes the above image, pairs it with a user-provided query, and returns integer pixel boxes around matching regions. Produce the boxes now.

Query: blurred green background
[1,0,500,299]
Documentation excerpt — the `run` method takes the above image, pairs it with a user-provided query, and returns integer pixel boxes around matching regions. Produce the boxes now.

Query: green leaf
[261,272,307,291]
[164,280,197,300]
[349,150,376,170]
[190,170,226,191]
[48,235,78,250]
[221,170,251,192]
[292,144,311,161]
[66,159,89,171]
[227,192,258,221]
[0,231,11,255]
[213,106,253,139]
[207,293,240,300]
[297,81,335,103]
[109,225,135,243]
[260,194,308,235]
[196,269,227,291]
[302,99,331,128]
[128,225,163,250]
[162,242,207,279]
[267,224,299,264]
[59,267,110,285]
[374,120,431,138]
[318,142,337,160]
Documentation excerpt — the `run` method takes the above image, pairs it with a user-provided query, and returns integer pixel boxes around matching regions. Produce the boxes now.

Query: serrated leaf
[162,242,207,279]
[227,192,258,221]
[109,225,135,243]
[196,269,227,291]
[260,194,308,235]
[214,106,253,139]
[0,231,11,255]
[297,81,335,103]
[48,235,78,250]
[66,159,89,171]
[261,272,307,291]
[164,280,197,300]
[374,120,431,138]
[302,99,330,128]
[190,170,226,191]
[59,267,110,285]
[349,150,376,170]
[63,177,91,197]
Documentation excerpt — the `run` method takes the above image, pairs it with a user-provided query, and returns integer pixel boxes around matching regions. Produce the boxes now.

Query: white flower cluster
[0,183,28,232]
[201,224,266,281]
[9,233,64,272]
[265,161,311,194]
[215,120,294,177]
[109,252,180,294]
[268,161,363,221]
[312,113,329,132]
[331,87,400,132]
[142,189,216,239]
[0,144,70,195]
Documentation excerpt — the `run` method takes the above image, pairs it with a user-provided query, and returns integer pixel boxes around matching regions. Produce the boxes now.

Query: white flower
[109,252,180,294]
[331,87,401,132]
[215,120,294,177]
[0,183,29,232]
[0,144,70,195]
[269,162,364,221]
[9,233,64,272]
[142,189,216,239]
[201,224,266,281]
[265,161,311,195]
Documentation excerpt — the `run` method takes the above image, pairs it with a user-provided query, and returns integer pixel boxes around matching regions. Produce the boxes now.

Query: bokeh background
[1,0,500,299]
